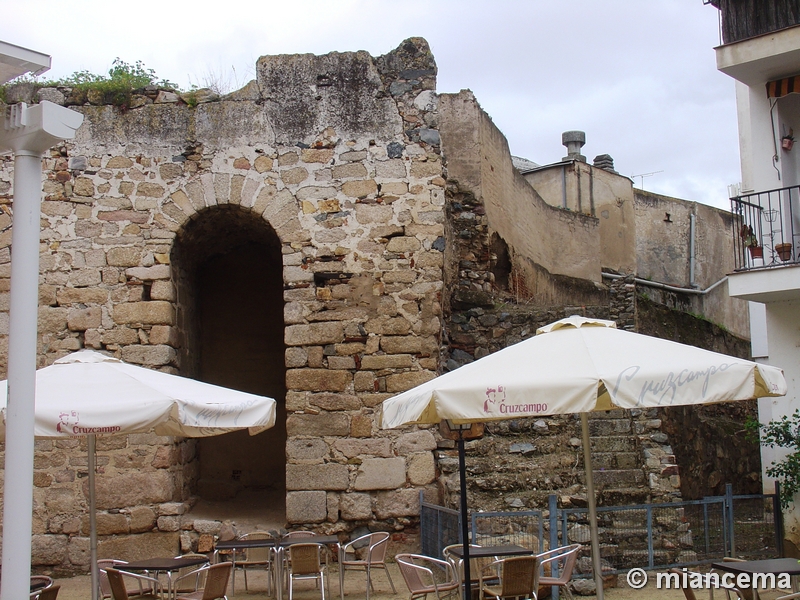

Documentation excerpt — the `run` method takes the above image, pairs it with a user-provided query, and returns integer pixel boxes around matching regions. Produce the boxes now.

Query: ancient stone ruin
[0,37,759,573]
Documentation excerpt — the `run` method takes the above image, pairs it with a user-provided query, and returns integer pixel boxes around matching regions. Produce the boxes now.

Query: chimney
[593,154,618,174]
[562,130,586,162]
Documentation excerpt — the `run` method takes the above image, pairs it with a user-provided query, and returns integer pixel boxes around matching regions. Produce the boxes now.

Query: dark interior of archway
[172,206,286,519]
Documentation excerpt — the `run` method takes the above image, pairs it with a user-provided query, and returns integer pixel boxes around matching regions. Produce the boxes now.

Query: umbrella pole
[457,432,472,600]
[581,413,604,600]
[89,434,99,600]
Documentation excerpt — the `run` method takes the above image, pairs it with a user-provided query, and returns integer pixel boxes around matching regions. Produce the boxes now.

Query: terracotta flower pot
[776,243,793,261]
[748,245,764,259]
[783,137,794,151]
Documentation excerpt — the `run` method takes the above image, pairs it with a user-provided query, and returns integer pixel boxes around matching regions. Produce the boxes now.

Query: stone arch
[171,201,287,522]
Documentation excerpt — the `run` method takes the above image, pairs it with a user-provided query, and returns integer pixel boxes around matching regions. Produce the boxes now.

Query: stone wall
[0,37,449,572]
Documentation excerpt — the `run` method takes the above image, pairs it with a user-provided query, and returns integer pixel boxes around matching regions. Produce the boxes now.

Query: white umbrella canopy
[0,349,276,438]
[380,316,787,600]
[381,315,786,427]
[0,349,277,600]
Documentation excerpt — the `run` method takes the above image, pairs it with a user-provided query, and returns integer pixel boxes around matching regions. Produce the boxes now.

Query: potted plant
[783,129,795,151]
[740,225,763,259]
[776,242,793,261]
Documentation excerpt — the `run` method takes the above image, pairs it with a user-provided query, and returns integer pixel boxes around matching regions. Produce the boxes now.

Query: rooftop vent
[562,130,586,163]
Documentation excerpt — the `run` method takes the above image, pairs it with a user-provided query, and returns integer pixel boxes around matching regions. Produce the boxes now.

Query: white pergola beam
[0,41,50,84]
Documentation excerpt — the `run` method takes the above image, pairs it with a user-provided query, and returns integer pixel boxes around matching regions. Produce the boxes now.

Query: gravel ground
[46,564,792,599]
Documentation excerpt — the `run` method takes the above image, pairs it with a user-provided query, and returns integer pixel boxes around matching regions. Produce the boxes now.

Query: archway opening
[172,205,286,527]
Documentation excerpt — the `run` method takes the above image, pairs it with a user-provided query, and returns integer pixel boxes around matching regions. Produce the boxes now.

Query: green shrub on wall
[747,410,800,508]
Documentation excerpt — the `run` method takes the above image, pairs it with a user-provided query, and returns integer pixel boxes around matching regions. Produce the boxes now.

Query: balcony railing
[731,185,800,271]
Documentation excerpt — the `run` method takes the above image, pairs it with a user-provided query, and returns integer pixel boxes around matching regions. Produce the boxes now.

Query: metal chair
[29,576,53,591]
[339,532,396,600]
[173,553,211,594]
[31,584,60,600]
[236,531,275,593]
[175,562,232,600]
[287,543,327,600]
[396,553,460,600]
[479,555,539,600]
[104,568,162,600]
[98,560,155,599]
[442,544,499,597]
[535,543,580,600]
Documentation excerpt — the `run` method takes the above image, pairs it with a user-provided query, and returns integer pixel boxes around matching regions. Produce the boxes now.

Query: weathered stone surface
[191,520,222,535]
[286,491,327,524]
[31,534,68,565]
[286,413,350,437]
[92,470,175,509]
[360,354,413,370]
[339,493,373,520]
[350,414,373,438]
[113,301,175,325]
[130,506,157,533]
[56,287,109,305]
[374,488,420,519]
[97,532,180,562]
[285,322,344,346]
[407,452,436,485]
[386,370,436,392]
[126,265,171,280]
[354,457,406,490]
[107,247,142,267]
[96,512,129,535]
[67,307,101,331]
[396,430,437,454]
[286,464,349,490]
[333,438,392,458]
[286,369,351,392]
[307,393,361,411]
[287,438,329,461]
[120,344,176,366]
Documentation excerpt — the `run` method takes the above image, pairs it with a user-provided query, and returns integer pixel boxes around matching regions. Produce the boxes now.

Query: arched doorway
[172,205,286,526]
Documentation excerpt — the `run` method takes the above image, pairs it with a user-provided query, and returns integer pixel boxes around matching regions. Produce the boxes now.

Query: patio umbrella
[380,316,787,600]
[0,349,277,600]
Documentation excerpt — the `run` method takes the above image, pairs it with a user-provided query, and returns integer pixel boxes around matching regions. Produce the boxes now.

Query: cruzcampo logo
[483,386,547,415]
[56,410,121,435]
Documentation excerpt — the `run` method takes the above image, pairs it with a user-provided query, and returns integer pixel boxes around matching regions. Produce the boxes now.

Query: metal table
[214,538,277,597]
[711,558,800,597]
[215,535,340,600]
[121,556,209,599]
[448,544,533,559]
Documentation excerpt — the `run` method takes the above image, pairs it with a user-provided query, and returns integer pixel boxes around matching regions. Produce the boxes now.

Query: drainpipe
[602,271,728,296]
[0,101,83,600]
[690,214,697,288]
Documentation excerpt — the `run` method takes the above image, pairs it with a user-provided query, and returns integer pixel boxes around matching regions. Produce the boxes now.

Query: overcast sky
[4,0,739,210]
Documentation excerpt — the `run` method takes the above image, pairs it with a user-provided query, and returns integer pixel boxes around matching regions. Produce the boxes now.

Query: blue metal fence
[420,483,782,575]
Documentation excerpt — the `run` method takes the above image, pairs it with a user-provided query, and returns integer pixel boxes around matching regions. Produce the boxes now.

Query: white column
[0,149,43,600]
[0,101,83,600]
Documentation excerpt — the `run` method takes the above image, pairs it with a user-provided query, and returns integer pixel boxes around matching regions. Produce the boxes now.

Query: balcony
[731,185,800,271]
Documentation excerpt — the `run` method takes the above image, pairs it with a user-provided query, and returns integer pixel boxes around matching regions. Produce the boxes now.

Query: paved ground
[39,563,795,600]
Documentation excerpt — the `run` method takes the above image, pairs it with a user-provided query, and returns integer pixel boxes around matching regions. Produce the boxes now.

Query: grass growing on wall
[2,58,179,109]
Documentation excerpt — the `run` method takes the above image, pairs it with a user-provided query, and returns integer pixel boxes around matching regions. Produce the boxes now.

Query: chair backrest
[498,556,537,598]
[365,532,390,563]
[98,560,128,598]
[105,569,131,600]
[443,544,494,584]
[290,544,322,576]
[396,554,427,593]
[174,554,210,591]
[201,563,232,600]
[283,531,316,540]
[240,531,273,563]
[30,576,53,590]
[35,585,60,600]
[668,569,697,600]
[537,543,581,585]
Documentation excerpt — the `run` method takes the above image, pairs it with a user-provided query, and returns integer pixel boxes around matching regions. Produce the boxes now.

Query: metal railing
[420,484,782,574]
[732,186,800,270]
